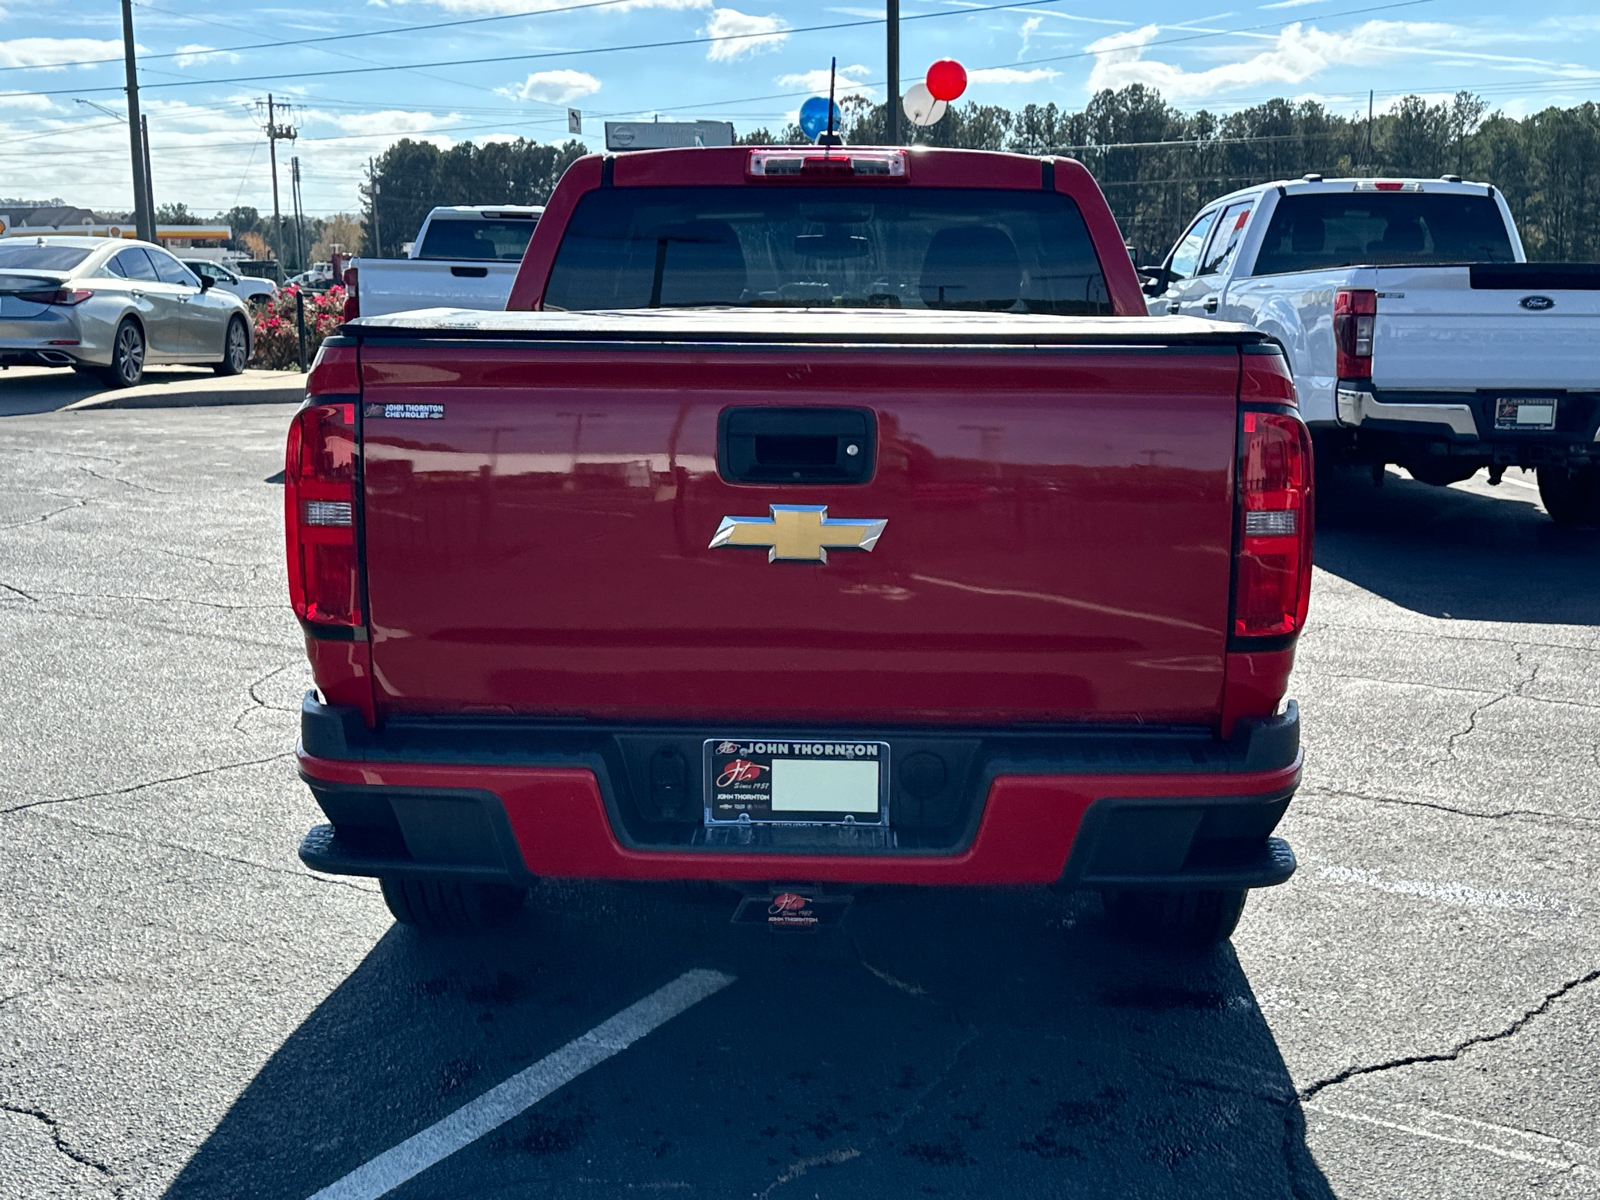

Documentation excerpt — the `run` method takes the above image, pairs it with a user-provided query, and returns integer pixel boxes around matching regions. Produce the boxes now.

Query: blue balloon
[799,96,843,140]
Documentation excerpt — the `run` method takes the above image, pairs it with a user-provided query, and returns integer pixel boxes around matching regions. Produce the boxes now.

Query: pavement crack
[757,1148,862,1199]
[1,1102,123,1195]
[1445,693,1508,759]
[231,661,305,733]
[31,588,286,613]
[0,496,87,529]
[1296,785,1600,827]
[0,580,38,600]
[76,462,171,495]
[0,752,295,816]
[1298,968,1600,1102]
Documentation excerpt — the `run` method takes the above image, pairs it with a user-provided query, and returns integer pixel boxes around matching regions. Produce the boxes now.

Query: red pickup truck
[288,145,1311,947]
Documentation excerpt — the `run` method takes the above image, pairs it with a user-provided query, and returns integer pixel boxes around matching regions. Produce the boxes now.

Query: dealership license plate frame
[703,737,890,826]
[1495,396,1558,431]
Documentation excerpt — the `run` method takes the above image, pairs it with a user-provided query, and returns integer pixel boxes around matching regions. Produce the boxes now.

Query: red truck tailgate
[356,311,1243,727]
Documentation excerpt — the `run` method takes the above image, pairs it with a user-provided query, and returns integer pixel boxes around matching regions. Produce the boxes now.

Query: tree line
[742,87,1600,267]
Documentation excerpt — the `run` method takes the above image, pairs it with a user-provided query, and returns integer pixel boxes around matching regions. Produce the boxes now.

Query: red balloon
[925,59,967,103]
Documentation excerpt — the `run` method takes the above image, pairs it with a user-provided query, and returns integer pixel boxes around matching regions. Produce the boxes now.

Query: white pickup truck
[345,205,542,319]
[1144,177,1600,523]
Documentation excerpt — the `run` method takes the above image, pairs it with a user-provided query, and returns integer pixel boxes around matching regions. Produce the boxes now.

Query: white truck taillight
[1334,288,1376,380]
[285,401,361,628]
[342,266,359,321]
[1233,410,1314,644]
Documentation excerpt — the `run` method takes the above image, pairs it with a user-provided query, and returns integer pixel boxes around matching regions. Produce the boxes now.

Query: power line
[0,0,1083,99]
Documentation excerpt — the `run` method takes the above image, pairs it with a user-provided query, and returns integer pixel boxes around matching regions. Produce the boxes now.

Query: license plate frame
[703,737,890,826]
[1494,396,1558,431]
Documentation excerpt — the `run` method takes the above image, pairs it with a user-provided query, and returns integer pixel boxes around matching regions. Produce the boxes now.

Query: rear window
[1251,193,1516,275]
[417,217,539,261]
[543,186,1112,314]
[0,243,93,271]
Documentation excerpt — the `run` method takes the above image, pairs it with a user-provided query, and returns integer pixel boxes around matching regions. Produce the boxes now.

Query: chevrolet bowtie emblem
[709,504,887,563]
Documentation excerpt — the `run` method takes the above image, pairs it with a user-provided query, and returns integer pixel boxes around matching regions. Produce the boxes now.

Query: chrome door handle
[1204,296,1219,314]
[130,290,145,298]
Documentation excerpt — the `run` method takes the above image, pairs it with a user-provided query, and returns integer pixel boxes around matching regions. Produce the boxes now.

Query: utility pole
[367,156,382,258]
[291,156,306,275]
[885,0,900,146]
[258,94,297,274]
[140,114,156,232]
[120,0,153,241]
[1365,90,1374,172]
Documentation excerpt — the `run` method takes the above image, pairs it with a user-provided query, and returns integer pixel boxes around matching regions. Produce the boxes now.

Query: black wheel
[214,315,249,376]
[1536,465,1600,527]
[1102,888,1248,947]
[100,318,145,388]
[378,877,527,933]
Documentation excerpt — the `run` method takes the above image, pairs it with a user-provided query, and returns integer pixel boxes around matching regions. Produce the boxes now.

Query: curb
[65,372,307,411]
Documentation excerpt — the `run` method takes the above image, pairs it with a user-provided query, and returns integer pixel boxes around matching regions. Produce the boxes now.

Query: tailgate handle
[450,265,489,278]
[718,407,876,485]
[1204,296,1219,314]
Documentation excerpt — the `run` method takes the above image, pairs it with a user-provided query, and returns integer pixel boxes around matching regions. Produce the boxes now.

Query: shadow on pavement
[1316,469,1600,625]
[163,883,1333,1200]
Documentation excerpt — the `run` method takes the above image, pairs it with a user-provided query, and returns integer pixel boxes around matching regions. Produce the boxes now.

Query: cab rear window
[417,218,539,261]
[1252,193,1516,275]
[543,186,1112,315]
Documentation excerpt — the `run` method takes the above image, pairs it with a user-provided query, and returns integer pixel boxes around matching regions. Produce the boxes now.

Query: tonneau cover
[346,307,1269,347]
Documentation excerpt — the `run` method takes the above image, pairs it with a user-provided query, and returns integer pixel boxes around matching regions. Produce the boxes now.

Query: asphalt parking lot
[1,397,1596,1199]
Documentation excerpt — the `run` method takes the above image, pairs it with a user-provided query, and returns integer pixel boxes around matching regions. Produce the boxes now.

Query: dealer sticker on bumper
[1495,397,1557,430]
[704,738,889,825]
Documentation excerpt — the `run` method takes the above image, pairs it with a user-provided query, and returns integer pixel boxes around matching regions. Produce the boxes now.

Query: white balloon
[902,81,947,127]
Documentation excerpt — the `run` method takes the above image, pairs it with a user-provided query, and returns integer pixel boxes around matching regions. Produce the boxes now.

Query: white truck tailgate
[1371,265,1600,391]
[357,260,521,319]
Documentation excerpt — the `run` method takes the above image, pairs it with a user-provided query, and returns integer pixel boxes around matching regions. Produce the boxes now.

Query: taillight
[342,267,359,321]
[747,148,908,179]
[18,287,93,306]
[1333,289,1376,380]
[285,401,361,628]
[1232,410,1313,643]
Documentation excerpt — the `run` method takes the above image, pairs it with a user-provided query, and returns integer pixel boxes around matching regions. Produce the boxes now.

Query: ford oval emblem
[1520,295,1555,311]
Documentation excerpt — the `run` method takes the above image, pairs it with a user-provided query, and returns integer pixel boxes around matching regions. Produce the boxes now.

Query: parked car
[0,235,252,387]
[1144,176,1600,522]
[183,258,275,306]
[288,147,1312,949]
[286,265,335,291]
[342,205,542,319]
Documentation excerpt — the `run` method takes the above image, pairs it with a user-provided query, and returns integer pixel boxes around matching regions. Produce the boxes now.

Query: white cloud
[0,37,125,70]
[968,67,1059,86]
[498,69,601,104]
[704,8,789,61]
[1085,20,1465,100]
[173,44,241,69]
[775,63,876,99]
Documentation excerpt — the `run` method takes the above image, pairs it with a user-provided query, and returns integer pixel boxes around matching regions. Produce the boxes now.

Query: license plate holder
[704,738,889,826]
[1495,396,1558,431]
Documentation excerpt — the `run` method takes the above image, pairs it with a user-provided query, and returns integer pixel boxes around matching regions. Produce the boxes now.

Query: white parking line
[306,968,736,1200]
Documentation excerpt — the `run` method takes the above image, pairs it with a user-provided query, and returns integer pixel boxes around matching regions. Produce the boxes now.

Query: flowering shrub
[250,285,347,370]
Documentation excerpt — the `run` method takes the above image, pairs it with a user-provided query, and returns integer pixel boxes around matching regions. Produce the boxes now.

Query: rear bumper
[1317,385,1600,467]
[295,693,1301,890]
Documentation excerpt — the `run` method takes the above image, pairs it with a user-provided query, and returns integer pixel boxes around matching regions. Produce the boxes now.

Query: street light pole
[885,0,900,146]
[120,0,153,241]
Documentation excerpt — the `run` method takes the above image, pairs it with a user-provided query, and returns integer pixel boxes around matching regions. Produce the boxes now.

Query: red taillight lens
[1333,289,1376,380]
[18,287,93,306]
[1233,411,1313,642]
[285,402,361,627]
[342,267,359,321]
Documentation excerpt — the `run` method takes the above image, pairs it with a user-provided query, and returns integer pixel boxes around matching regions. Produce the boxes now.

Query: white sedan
[0,236,252,387]
[183,259,276,305]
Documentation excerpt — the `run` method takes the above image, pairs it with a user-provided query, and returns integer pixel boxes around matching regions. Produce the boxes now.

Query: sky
[2,0,1599,223]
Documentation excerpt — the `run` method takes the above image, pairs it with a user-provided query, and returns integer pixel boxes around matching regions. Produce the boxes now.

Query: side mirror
[197,274,214,291]
[1137,266,1169,297]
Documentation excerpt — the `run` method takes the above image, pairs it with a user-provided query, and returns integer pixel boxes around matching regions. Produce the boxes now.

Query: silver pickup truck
[1144,177,1600,523]
[345,205,541,320]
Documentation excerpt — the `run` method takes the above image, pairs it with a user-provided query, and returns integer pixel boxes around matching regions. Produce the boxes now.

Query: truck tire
[1102,888,1247,947]
[1536,465,1600,527]
[378,877,527,933]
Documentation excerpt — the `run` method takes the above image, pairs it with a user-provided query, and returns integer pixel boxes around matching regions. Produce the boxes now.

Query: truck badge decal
[1519,295,1554,311]
[709,505,886,563]
[364,403,445,419]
